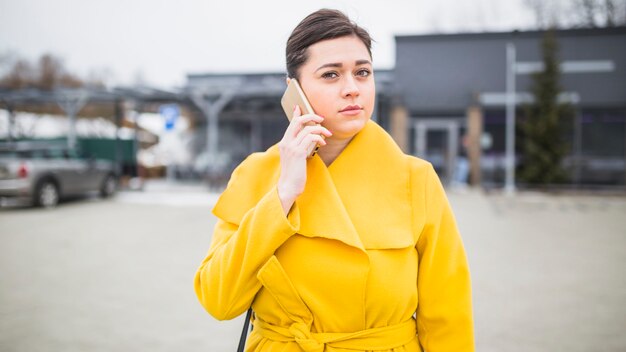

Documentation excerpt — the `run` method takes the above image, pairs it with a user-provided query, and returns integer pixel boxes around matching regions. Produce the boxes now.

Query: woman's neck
[317,136,353,167]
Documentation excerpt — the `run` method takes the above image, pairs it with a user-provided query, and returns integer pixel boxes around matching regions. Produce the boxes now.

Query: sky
[0,0,537,89]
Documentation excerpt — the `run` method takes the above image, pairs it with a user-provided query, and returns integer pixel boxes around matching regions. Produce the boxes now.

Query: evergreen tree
[519,29,573,185]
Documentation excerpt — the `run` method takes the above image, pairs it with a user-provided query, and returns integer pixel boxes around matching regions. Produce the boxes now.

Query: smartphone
[280,79,322,158]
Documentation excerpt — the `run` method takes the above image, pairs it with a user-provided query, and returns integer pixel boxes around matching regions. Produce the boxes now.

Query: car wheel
[100,175,117,198]
[35,180,60,208]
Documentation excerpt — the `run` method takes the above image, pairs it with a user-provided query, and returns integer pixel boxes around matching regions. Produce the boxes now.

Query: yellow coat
[194,120,474,351]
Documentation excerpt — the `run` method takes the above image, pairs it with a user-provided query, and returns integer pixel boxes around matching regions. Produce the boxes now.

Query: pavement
[0,180,625,351]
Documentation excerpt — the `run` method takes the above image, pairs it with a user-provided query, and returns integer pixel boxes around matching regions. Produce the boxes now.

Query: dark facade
[396,27,626,112]
[395,27,626,186]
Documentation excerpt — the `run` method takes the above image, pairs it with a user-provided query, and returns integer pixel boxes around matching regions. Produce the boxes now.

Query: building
[185,26,626,187]
[394,26,626,186]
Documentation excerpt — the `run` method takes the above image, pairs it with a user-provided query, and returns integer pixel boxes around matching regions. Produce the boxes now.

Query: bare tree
[524,0,567,28]
[0,59,35,89]
[601,0,626,26]
[567,0,626,27]
[525,0,626,28]
[39,54,63,90]
[605,0,616,25]
[578,0,600,26]
[0,52,104,90]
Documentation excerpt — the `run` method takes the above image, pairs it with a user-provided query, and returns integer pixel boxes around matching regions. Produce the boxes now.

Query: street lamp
[505,43,516,195]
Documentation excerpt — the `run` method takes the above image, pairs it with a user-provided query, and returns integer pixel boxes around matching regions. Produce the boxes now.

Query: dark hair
[286,9,373,80]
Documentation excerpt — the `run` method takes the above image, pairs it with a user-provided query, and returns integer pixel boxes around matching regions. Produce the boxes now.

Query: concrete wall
[395,27,626,114]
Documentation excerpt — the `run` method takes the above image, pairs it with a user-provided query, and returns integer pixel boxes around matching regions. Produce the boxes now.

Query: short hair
[286,9,373,80]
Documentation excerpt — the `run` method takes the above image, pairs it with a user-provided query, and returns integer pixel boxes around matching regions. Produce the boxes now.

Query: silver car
[0,144,117,207]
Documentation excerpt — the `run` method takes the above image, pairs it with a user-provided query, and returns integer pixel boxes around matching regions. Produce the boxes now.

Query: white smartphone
[280,79,323,158]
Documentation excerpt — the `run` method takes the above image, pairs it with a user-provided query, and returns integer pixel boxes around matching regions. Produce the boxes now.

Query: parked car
[0,143,117,207]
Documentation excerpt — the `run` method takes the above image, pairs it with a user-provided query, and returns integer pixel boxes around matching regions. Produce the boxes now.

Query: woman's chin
[330,119,368,139]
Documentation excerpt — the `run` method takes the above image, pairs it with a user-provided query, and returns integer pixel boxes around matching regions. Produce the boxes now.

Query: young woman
[195,9,475,352]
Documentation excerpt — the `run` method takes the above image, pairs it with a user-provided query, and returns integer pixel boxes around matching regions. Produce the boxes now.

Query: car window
[0,148,76,159]
[30,150,46,159]
[47,149,65,159]
[0,151,19,159]
[65,149,81,159]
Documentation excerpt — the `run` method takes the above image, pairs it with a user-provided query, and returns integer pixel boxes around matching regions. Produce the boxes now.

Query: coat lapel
[294,152,364,250]
[325,121,414,249]
[212,120,414,252]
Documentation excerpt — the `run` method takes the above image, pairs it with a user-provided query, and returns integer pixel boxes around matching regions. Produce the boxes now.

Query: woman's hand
[277,105,332,215]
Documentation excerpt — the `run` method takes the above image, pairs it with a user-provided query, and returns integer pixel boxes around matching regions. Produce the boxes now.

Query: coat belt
[254,318,417,352]
[256,256,417,351]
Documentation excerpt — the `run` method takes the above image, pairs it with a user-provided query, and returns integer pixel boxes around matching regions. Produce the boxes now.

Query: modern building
[394,26,626,187]
[184,26,626,187]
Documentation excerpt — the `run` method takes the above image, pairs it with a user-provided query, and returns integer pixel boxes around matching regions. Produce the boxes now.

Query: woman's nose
[341,76,360,98]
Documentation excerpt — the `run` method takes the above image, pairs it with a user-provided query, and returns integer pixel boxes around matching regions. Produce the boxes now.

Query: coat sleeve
[194,186,301,320]
[415,165,475,351]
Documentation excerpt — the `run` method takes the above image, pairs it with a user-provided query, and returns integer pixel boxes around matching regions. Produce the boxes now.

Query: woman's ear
[285,77,291,86]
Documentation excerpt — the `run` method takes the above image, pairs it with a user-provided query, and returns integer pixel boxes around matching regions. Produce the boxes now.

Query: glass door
[413,118,462,184]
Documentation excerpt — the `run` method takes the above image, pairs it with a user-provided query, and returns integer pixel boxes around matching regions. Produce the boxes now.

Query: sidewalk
[448,189,626,351]
[0,185,624,351]
[116,179,221,207]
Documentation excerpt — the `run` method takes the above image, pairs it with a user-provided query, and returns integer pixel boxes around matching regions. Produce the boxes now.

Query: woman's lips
[339,105,363,115]
[339,108,363,116]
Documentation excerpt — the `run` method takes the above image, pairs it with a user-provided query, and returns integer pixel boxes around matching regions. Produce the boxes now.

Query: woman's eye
[322,72,339,79]
[356,69,371,77]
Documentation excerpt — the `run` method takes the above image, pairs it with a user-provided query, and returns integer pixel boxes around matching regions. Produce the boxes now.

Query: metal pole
[207,101,218,161]
[416,122,426,158]
[251,114,262,153]
[505,43,516,194]
[7,104,15,145]
[114,98,123,177]
[206,91,234,160]
[191,91,233,181]
[448,121,459,185]
[573,108,582,186]
[57,91,88,150]
[131,102,142,179]
[68,111,77,149]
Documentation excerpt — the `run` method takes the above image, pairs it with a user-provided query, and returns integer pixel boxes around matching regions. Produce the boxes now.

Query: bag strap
[237,308,253,352]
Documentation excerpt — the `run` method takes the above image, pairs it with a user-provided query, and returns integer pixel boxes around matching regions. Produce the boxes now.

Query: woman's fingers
[294,125,332,145]
[285,106,324,139]
[279,105,331,159]
[283,105,303,138]
[298,133,327,148]
[276,106,331,203]
[291,116,324,138]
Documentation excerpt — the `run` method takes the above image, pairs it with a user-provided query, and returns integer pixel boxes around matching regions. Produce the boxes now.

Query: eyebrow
[315,59,372,72]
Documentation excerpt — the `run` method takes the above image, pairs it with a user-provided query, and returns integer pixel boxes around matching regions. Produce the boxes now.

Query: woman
[194,9,474,352]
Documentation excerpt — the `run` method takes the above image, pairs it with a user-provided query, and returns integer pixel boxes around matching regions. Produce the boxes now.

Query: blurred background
[0,0,625,351]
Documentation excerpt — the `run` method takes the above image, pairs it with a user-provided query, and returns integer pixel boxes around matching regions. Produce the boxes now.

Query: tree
[0,52,102,90]
[524,0,565,28]
[571,0,626,27]
[0,58,35,89]
[518,30,574,185]
[524,0,626,29]
[38,54,83,90]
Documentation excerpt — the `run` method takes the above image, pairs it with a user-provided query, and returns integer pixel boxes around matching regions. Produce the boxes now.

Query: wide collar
[213,120,414,251]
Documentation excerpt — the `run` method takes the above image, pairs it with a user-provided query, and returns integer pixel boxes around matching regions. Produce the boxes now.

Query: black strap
[237,308,253,352]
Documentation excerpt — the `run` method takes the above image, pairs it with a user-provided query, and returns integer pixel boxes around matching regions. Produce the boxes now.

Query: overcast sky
[0,0,536,88]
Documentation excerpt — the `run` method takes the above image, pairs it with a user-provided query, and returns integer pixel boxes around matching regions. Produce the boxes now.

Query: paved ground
[0,182,625,351]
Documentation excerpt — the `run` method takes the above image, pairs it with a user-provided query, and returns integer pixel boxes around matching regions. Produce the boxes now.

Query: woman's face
[296,35,375,141]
